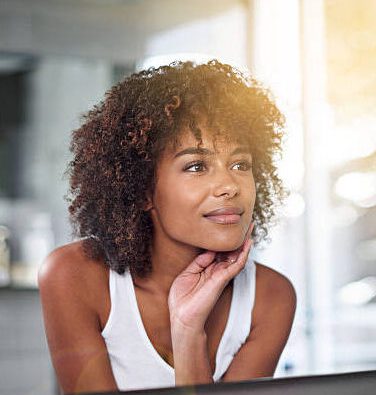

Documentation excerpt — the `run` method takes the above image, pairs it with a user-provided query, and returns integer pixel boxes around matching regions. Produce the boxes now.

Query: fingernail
[227,252,239,263]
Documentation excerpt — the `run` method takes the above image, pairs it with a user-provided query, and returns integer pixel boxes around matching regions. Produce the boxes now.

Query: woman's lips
[204,214,241,224]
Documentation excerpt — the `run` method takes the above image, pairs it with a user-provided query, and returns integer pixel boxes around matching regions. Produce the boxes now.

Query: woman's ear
[143,191,153,211]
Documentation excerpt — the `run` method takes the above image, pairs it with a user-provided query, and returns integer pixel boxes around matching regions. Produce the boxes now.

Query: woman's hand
[168,222,254,334]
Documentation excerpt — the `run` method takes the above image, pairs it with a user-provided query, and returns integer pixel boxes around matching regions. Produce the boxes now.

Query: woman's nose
[212,168,240,198]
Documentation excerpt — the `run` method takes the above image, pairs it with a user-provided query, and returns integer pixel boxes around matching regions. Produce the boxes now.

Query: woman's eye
[184,161,205,172]
[233,160,252,171]
[183,160,252,172]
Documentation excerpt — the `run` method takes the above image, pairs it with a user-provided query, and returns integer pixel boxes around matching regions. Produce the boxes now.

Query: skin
[139,126,256,384]
[38,125,297,393]
[138,126,256,298]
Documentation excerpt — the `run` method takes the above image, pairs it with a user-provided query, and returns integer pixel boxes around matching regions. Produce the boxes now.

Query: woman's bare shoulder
[252,261,297,325]
[253,261,295,288]
[37,241,117,392]
[38,239,109,310]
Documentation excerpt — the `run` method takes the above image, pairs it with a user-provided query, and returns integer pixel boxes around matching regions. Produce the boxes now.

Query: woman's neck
[133,235,204,298]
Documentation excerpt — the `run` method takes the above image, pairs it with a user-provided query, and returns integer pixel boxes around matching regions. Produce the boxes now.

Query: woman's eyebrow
[174,146,252,158]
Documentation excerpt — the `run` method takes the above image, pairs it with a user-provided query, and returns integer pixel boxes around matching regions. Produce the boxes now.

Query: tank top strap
[101,267,129,337]
[213,257,257,381]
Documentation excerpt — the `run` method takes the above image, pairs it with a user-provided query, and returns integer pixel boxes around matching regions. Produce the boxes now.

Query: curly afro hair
[65,59,288,278]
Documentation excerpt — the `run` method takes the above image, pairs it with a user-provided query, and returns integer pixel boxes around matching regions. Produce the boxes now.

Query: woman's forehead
[168,127,245,155]
[155,128,252,173]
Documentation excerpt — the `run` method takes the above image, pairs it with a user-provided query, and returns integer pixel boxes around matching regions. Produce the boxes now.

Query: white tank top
[101,257,257,391]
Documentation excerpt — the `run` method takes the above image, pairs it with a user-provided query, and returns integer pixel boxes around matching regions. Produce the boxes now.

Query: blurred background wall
[0,0,375,394]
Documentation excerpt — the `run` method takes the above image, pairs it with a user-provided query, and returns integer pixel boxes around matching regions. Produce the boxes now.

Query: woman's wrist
[171,321,207,346]
[170,314,206,338]
[170,323,213,386]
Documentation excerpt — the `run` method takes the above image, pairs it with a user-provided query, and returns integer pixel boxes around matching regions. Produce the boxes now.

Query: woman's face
[146,127,256,252]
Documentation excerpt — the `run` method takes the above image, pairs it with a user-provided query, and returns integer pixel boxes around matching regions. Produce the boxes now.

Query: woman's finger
[180,250,216,275]
[244,221,254,242]
[233,237,253,267]
[214,238,253,283]
[226,222,254,262]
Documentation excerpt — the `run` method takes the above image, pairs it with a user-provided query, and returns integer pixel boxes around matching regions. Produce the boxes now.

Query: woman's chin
[203,239,243,253]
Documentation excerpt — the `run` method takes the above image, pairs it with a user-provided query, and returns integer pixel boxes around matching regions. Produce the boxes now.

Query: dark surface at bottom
[71,369,376,395]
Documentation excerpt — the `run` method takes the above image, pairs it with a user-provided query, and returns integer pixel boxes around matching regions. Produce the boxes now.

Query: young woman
[38,59,297,394]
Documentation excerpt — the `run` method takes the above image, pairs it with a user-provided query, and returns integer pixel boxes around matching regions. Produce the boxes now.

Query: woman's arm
[38,247,118,394]
[170,322,213,386]
[168,224,254,386]
[169,259,296,385]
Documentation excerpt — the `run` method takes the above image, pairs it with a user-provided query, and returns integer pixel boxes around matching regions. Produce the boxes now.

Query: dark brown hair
[65,59,287,278]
